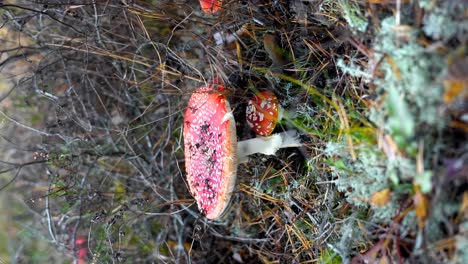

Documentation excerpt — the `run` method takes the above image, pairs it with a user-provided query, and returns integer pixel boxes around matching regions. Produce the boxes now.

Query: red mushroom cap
[199,0,222,15]
[246,91,280,136]
[183,81,237,219]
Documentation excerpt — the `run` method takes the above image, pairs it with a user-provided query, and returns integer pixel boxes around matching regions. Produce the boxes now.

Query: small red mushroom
[199,0,222,15]
[72,236,87,264]
[184,80,301,219]
[246,91,284,136]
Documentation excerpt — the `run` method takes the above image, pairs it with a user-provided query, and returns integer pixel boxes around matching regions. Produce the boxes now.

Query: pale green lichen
[374,16,445,135]
[337,0,368,33]
[311,1,464,262]
[334,214,359,262]
[383,87,415,147]
[326,141,386,207]
[325,139,408,224]
[337,58,371,81]
[455,220,468,264]
[420,0,468,41]
[369,15,448,192]
[326,9,451,221]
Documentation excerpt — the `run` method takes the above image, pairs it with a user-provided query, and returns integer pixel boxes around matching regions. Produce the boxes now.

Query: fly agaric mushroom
[73,236,87,264]
[184,81,300,219]
[246,90,284,136]
[199,0,222,14]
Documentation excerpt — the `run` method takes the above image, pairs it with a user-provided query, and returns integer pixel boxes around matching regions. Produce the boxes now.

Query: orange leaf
[370,188,392,207]
[443,79,467,105]
[414,186,429,229]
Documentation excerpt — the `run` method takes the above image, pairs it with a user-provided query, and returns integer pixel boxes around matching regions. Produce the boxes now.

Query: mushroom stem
[237,130,301,163]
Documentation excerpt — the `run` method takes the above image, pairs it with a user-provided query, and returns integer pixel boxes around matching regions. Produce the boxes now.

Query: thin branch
[0,4,84,34]
[0,166,22,192]
[0,159,47,191]
[0,108,69,141]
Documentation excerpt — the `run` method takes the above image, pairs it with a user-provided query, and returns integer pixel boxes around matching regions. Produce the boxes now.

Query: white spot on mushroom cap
[245,91,279,136]
[257,112,264,122]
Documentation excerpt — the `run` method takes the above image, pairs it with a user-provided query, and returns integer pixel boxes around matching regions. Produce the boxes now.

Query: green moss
[113,179,126,203]
[319,248,342,264]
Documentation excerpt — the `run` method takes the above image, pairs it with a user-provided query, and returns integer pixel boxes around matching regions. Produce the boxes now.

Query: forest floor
[0,0,467,263]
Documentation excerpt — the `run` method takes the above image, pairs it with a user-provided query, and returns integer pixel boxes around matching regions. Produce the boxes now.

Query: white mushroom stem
[237,130,302,163]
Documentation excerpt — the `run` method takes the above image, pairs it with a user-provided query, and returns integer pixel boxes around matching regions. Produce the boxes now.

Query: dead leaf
[457,191,468,221]
[263,33,289,72]
[443,79,467,105]
[414,185,429,229]
[370,188,392,207]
